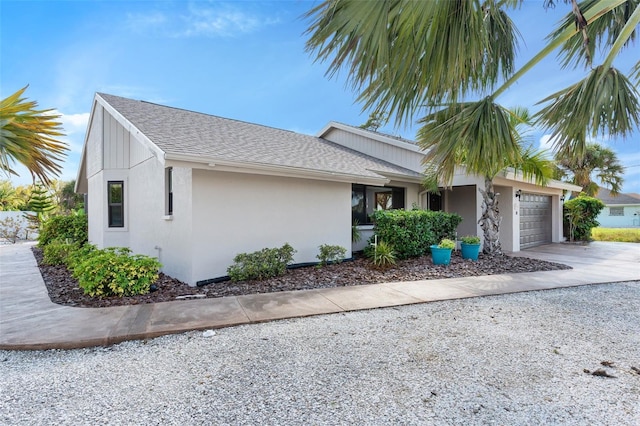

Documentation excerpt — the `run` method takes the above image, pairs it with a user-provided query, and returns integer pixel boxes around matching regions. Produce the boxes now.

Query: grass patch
[591,228,640,243]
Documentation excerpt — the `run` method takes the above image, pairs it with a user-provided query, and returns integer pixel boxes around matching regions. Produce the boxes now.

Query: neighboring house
[76,93,580,286]
[595,188,640,228]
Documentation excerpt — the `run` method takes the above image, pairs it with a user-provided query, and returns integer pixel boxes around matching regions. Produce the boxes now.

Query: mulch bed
[32,247,572,308]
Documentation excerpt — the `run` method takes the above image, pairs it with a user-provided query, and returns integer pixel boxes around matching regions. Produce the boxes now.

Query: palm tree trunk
[478,177,502,255]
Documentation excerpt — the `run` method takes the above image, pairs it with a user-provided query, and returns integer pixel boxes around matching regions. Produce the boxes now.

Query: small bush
[563,195,605,242]
[0,217,24,243]
[227,243,296,282]
[73,247,161,298]
[370,209,462,259]
[38,213,88,247]
[66,243,97,271]
[42,241,79,266]
[438,238,456,250]
[460,235,480,245]
[317,244,347,266]
[366,240,396,269]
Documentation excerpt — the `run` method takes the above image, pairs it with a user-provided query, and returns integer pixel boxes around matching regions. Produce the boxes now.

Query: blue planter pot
[430,245,452,265]
[461,243,481,261]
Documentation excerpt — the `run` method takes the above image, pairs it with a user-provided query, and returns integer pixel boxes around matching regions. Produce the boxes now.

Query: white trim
[317,121,423,153]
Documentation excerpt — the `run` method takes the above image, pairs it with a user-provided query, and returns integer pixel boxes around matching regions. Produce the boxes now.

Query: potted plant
[460,235,481,261]
[430,238,455,265]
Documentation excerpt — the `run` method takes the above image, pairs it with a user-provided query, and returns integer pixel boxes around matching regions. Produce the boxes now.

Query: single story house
[76,93,579,286]
[595,188,640,228]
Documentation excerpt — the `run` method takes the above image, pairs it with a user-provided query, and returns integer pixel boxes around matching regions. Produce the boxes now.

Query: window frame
[107,180,124,228]
[609,206,624,216]
[165,167,173,216]
[352,184,405,225]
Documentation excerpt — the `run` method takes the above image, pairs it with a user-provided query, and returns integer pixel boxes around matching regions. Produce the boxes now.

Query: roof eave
[164,153,390,186]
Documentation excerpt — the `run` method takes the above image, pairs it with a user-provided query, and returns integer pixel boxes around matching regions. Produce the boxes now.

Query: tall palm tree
[555,143,624,196]
[305,0,639,252]
[0,86,68,186]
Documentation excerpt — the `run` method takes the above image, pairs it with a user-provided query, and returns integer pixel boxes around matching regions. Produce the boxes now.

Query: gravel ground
[2,282,639,425]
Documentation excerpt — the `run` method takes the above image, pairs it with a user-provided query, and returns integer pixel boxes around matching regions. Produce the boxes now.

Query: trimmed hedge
[370,210,462,259]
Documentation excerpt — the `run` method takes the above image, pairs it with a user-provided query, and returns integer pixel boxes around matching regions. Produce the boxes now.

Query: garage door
[519,193,552,249]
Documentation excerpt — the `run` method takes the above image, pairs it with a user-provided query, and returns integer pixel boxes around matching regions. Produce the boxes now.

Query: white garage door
[519,193,552,249]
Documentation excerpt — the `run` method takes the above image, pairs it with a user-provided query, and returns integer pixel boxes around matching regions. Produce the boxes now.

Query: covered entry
[519,193,552,249]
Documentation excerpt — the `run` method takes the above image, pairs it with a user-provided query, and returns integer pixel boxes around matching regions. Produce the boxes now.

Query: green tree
[305,0,639,253]
[0,180,20,211]
[555,143,624,196]
[0,86,68,185]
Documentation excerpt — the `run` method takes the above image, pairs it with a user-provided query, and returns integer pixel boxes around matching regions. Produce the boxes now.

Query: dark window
[428,192,443,211]
[352,184,405,225]
[108,181,124,227]
[165,167,173,215]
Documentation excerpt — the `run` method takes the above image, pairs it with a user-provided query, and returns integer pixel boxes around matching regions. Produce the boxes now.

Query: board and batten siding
[323,128,424,173]
[102,110,130,169]
[86,104,104,178]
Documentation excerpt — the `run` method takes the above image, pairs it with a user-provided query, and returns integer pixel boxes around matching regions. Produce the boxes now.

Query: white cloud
[126,4,280,38]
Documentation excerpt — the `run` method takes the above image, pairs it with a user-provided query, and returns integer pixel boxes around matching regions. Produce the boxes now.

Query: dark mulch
[32,247,572,308]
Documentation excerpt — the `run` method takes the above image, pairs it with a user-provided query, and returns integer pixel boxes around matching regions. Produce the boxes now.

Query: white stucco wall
[596,205,640,228]
[190,170,352,284]
[447,185,480,241]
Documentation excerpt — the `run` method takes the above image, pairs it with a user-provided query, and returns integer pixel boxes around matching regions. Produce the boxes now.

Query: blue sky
[1,0,639,193]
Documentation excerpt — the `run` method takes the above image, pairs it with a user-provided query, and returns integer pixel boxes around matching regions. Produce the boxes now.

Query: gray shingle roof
[98,93,422,181]
[596,187,640,205]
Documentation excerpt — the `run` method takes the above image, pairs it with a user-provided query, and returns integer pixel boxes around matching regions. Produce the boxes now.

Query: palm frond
[417,98,524,186]
[305,0,519,125]
[536,65,640,158]
[0,86,68,185]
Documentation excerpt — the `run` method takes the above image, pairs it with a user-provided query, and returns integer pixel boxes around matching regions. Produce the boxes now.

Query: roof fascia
[165,153,390,186]
[498,168,582,192]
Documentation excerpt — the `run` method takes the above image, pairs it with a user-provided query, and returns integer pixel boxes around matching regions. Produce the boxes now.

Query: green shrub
[72,247,161,298]
[317,244,347,266]
[563,195,605,242]
[38,213,88,247]
[42,241,79,266]
[460,235,480,245]
[366,240,396,269]
[438,238,456,250]
[227,243,296,282]
[65,243,97,271]
[370,209,462,259]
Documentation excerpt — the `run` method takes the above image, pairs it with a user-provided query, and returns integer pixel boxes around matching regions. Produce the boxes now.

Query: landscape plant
[366,240,396,269]
[73,247,161,297]
[370,209,461,259]
[460,235,481,245]
[437,238,456,250]
[0,216,24,243]
[42,240,79,266]
[38,212,88,247]
[227,243,296,282]
[563,195,606,241]
[317,244,347,266]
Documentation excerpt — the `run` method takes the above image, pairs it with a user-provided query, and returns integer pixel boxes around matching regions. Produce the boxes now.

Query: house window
[609,207,624,216]
[165,167,173,215]
[352,184,405,225]
[107,181,124,227]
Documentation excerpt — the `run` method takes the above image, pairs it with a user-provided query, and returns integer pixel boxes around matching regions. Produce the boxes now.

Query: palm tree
[0,86,68,186]
[305,0,639,253]
[555,143,624,196]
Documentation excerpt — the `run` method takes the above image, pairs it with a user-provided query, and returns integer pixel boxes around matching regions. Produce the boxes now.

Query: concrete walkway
[1,241,638,350]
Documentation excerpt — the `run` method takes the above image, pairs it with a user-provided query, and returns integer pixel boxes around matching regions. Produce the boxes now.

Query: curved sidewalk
[1,241,638,350]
